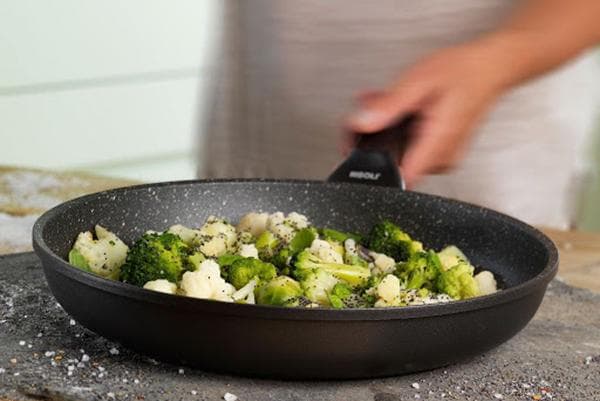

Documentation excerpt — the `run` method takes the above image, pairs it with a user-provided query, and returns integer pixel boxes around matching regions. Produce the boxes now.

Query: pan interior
[39,180,550,289]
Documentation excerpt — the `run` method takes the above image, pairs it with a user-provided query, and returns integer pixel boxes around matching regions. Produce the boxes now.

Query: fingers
[347,77,432,134]
[401,96,477,188]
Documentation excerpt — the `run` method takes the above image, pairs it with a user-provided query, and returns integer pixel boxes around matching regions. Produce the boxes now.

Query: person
[199,0,600,229]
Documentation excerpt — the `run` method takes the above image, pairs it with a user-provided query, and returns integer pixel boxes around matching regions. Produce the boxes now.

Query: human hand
[347,38,513,188]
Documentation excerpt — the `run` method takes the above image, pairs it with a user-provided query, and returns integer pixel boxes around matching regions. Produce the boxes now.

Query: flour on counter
[1,171,72,210]
[0,213,39,252]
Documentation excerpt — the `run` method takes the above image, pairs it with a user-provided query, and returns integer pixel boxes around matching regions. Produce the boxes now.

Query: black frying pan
[32,121,558,379]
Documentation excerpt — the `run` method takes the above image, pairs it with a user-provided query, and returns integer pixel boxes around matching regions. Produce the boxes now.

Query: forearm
[478,0,600,90]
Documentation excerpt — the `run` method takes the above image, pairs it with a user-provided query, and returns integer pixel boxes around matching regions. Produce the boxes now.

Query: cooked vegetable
[228,257,277,289]
[256,276,303,306]
[435,262,479,300]
[364,220,422,262]
[143,279,177,294]
[68,211,498,308]
[119,232,191,286]
[179,259,236,302]
[327,282,354,309]
[294,249,371,287]
[70,225,129,279]
[396,250,443,290]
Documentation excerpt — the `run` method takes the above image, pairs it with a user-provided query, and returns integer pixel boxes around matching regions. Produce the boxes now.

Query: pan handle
[327,115,416,189]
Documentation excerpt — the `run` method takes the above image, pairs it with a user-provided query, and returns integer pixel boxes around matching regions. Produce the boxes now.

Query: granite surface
[1,253,599,401]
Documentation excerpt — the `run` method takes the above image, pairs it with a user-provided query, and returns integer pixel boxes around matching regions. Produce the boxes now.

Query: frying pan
[32,121,558,379]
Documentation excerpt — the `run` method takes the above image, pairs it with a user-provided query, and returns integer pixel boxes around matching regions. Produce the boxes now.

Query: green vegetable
[320,228,362,243]
[396,250,442,290]
[68,249,91,272]
[364,220,422,262]
[300,269,339,305]
[256,276,303,306]
[435,262,480,299]
[294,249,371,287]
[272,227,318,270]
[255,231,280,260]
[327,282,353,309]
[188,252,206,270]
[228,257,277,289]
[119,232,192,287]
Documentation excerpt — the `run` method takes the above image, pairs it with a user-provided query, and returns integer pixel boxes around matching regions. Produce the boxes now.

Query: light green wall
[579,117,600,231]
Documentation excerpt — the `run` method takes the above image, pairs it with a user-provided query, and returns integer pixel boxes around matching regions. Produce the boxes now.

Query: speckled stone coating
[31,180,558,379]
[0,253,598,401]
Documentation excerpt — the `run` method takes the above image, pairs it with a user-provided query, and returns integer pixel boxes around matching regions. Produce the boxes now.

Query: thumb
[347,80,431,133]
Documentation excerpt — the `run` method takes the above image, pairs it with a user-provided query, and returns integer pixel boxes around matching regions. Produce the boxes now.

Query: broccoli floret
[364,220,422,261]
[293,249,371,287]
[188,252,206,270]
[228,257,277,290]
[435,262,480,299]
[396,250,442,290]
[119,232,192,287]
[327,282,354,309]
[320,228,362,243]
[255,231,280,260]
[271,227,318,270]
[216,253,244,280]
[299,268,339,305]
[256,276,303,306]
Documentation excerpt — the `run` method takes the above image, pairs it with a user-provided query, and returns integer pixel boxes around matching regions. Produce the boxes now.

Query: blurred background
[1,1,599,230]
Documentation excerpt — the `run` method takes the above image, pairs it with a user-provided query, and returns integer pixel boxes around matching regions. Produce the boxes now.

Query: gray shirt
[200,0,600,229]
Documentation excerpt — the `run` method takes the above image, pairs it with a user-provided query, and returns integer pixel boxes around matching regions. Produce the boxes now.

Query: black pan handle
[328,115,415,189]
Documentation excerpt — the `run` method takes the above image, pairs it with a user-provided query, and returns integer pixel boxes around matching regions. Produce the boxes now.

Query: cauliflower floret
[143,279,177,294]
[237,212,269,237]
[309,239,344,264]
[180,259,235,302]
[200,236,228,258]
[239,243,259,259]
[369,251,396,275]
[438,246,469,271]
[266,212,310,243]
[232,278,257,304]
[267,212,286,228]
[73,225,129,279]
[197,216,238,257]
[374,274,402,307]
[286,212,309,230]
[474,270,497,295]
[167,224,201,245]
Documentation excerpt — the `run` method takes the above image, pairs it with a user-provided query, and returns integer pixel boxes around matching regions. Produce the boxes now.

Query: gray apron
[200,0,600,229]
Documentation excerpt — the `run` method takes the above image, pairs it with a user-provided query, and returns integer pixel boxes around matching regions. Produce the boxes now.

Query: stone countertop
[1,167,600,400]
[0,253,599,401]
[1,166,600,293]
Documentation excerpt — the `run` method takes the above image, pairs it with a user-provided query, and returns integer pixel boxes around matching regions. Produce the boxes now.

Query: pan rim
[32,178,559,321]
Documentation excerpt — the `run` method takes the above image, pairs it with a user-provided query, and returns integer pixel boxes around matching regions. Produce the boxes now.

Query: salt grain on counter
[493,393,504,399]
[81,354,90,362]
[109,347,120,355]
[411,383,420,390]
[191,390,198,395]
[0,368,5,374]
[18,341,25,346]
[44,351,55,357]
[224,393,238,401]
[69,319,76,326]
[178,368,185,374]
